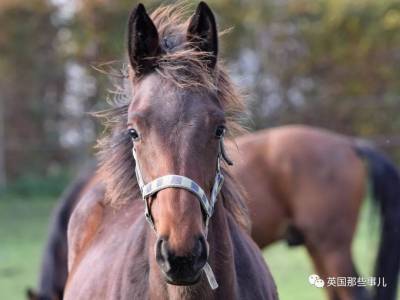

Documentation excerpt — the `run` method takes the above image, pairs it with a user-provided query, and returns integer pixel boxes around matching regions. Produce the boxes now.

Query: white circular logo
[315,278,325,288]
[308,274,325,288]
[308,274,319,285]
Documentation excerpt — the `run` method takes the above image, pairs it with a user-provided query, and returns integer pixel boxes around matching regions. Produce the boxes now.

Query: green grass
[0,193,390,300]
[264,203,380,299]
[0,195,56,300]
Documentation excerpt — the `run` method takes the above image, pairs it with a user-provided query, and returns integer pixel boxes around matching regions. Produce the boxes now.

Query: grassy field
[264,204,380,299]
[0,195,56,300]
[0,193,386,299]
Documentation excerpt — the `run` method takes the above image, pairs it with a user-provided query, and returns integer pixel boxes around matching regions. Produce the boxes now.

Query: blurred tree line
[1,0,400,188]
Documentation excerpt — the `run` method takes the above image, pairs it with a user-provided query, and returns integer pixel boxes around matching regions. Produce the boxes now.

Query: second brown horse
[228,125,400,300]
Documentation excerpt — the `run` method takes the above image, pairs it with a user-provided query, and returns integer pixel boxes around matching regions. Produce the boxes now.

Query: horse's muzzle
[156,236,208,285]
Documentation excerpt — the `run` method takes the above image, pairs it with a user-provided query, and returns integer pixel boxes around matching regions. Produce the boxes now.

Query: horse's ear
[127,3,160,76]
[187,2,218,68]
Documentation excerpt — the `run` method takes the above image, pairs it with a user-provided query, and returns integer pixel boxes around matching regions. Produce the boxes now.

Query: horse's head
[126,2,225,286]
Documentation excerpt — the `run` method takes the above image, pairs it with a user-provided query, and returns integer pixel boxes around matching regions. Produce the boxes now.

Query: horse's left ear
[187,2,218,68]
[127,3,160,76]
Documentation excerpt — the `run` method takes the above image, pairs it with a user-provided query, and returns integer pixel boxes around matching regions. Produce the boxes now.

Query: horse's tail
[355,142,400,300]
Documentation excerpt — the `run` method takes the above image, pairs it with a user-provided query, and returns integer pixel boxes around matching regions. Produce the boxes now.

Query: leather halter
[131,136,232,290]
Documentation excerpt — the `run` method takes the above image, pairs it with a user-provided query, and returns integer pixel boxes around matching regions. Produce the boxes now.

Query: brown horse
[63,3,277,299]
[227,125,400,300]
[29,124,400,300]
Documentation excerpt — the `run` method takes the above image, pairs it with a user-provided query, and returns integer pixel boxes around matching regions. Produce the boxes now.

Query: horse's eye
[128,128,140,141]
[215,125,226,139]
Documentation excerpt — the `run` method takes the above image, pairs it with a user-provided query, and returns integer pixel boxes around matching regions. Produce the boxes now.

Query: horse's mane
[95,4,250,231]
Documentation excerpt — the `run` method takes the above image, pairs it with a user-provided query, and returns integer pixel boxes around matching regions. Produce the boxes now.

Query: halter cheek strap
[131,137,230,290]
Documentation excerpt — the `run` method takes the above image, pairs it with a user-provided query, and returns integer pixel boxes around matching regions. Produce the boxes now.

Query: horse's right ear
[127,3,160,76]
[187,2,218,68]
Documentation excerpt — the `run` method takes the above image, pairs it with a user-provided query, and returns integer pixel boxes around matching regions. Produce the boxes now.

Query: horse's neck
[147,201,237,300]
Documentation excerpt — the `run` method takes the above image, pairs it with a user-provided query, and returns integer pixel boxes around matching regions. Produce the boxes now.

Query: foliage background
[0,0,399,299]
[1,0,400,185]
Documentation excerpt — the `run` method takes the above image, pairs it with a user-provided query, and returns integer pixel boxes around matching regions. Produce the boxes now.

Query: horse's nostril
[160,238,169,258]
[197,236,207,256]
[193,238,202,257]
[156,237,171,272]
[192,236,208,271]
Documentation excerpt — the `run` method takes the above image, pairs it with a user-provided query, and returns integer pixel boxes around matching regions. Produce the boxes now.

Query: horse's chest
[65,204,151,300]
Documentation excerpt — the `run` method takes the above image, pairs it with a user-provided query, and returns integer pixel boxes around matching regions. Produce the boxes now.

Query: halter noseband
[131,136,232,290]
